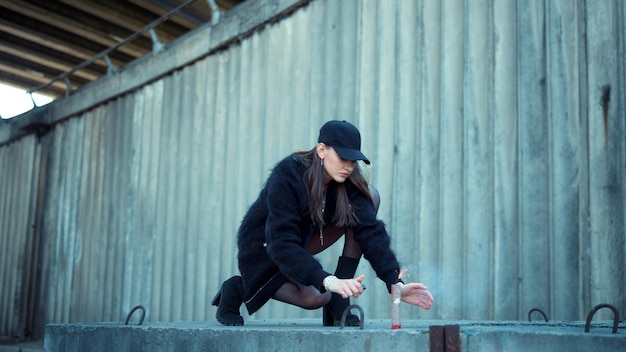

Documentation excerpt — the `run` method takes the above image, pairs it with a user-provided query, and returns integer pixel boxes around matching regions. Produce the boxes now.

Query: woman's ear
[316,143,326,160]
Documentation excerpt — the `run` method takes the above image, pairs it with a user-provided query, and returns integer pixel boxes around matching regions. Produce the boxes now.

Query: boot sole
[216,316,244,326]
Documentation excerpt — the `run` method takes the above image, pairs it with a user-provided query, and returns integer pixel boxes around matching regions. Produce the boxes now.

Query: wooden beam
[0,0,150,57]
[128,0,210,29]
[0,19,124,69]
[59,0,188,43]
[0,55,89,88]
[0,39,103,81]
[0,64,73,97]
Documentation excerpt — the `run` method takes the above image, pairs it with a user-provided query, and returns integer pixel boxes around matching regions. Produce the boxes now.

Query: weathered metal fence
[1,0,624,340]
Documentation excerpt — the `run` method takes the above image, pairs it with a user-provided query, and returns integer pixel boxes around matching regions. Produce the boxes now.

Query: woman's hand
[325,274,366,299]
[399,283,434,310]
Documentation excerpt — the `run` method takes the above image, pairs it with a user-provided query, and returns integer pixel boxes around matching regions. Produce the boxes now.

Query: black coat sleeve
[348,184,402,292]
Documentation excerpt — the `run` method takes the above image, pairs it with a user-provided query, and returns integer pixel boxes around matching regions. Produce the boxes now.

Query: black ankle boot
[212,276,244,326]
[323,256,361,326]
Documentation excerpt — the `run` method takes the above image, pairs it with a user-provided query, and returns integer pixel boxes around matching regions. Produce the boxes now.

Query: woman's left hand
[400,283,434,310]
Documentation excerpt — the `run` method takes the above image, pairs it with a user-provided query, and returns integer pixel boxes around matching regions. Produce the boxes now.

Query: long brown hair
[293,148,372,227]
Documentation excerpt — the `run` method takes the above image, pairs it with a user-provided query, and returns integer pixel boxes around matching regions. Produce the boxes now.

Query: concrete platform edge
[42,319,626,352]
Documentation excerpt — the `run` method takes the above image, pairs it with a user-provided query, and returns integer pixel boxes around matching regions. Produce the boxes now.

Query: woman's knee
[274,282,331,309]
[299,291,331,310]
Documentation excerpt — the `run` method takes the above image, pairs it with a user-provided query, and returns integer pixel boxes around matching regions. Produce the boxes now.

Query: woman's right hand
[325,274,365,298]
[399,283,434,309]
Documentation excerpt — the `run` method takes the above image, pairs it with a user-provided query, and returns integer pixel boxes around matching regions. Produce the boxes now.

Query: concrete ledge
[0,340,43,352]
[44,319,625,352]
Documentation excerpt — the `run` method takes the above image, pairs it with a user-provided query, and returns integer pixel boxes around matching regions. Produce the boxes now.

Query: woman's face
[317,144,356,184]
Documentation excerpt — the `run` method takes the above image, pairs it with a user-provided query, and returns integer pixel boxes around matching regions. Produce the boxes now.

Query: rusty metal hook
[124,305,146,326]
[584,304,619,334]
[340,304,364,330]
[528,308,548,322]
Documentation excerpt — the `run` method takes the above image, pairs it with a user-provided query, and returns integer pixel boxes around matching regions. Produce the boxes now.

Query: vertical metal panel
[464,0,493,319]
[621,0,626,321]
[516,0,551,318]
[1,0,625,337]
[435,0,464,321]
[392,0,423,320]
[354,4,381,317]
[416,0,443,320]
[546,0,583,320]
[139,81,164,321]
[492,0,519,320]
[373,0,398,317]
[189,59,212,321]
[0,144,14,335]
[586,0,625,319]
[0,136,39,338]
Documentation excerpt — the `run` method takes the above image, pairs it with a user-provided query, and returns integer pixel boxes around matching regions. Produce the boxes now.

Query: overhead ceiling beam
[59,0,187,43]
[128,0,211,28]
[0,54,89,87]
[0,71,66,98]
[0,0,150,57]
[0,61,81,94]
[0,19,124,69]
[0,40,103,81]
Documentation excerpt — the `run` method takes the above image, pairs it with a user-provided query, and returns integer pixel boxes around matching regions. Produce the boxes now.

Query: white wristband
[324,275,337,291]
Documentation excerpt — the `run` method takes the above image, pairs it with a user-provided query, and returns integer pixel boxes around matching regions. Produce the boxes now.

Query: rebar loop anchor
[340,304,364,330]
[584,304,619,334]
[124,305,146,326]
[528,308,548,322]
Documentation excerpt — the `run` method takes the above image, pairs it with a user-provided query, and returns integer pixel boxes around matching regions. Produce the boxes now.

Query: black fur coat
[237,155,402,315]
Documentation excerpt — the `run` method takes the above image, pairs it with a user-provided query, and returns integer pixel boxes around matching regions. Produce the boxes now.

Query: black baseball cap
[318,120,370,164]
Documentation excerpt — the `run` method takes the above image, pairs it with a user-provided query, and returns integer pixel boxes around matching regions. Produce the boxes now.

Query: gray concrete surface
[0,340,43,352]
[42,319,625,352]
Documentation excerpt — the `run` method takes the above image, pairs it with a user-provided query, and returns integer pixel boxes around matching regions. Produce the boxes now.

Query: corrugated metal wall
[1,0,624,339]
[0,135,42,338]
